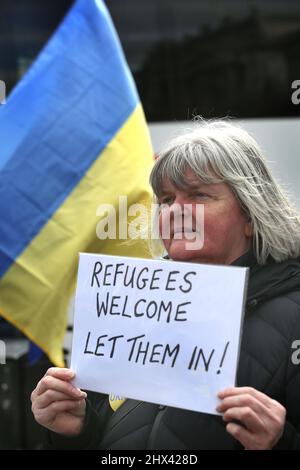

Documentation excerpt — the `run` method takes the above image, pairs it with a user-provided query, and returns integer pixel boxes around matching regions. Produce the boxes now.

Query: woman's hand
[217,387,286,450]
[31,367,87,436]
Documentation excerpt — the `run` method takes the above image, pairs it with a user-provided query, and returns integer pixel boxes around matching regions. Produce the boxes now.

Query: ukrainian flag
[0,0,153,366]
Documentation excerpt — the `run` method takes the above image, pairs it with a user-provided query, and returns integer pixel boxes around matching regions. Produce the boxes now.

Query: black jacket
[45,252,300,449]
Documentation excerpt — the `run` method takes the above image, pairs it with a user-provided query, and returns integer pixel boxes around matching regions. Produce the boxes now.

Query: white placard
[71,253,248,415]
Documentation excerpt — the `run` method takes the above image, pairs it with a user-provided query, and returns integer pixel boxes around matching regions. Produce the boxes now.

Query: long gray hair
[150,119,300,264]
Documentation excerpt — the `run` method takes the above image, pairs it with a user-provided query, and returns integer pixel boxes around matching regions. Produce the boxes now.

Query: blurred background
[1,0,300,120]
[0,0,299,449]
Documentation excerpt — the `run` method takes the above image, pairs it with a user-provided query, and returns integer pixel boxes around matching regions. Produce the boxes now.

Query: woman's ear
[244,221,253,238]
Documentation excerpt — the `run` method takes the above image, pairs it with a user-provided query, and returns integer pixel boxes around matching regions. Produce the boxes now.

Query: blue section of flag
[0,0,138,277]
[28,342,44,366]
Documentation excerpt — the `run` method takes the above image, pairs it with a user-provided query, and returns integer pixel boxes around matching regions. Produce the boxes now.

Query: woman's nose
[166,197,191,222]
[171,193,189,208]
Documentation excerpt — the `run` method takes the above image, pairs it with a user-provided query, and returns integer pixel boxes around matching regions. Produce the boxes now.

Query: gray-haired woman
[31,120,300,450]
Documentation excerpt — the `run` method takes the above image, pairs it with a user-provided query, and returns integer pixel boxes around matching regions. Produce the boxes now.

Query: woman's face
[158,169,252,265]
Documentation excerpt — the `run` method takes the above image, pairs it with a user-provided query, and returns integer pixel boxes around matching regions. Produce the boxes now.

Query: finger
[34,389,86,410]
[217,394,268,415]
[35,399,82,426]
[226,422,255,449]
[35,375,85,399]
[44,367,75,380]
[218,387,273,408]
[223,406,264,432]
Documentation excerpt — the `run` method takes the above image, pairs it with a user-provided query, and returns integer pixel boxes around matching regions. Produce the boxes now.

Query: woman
[31,120,300,450]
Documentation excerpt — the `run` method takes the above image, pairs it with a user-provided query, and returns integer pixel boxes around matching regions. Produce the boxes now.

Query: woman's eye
[159,197,174,205]
[193,193,210,199]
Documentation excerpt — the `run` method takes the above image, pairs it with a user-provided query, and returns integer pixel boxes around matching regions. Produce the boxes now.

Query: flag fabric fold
[0,0,153,366]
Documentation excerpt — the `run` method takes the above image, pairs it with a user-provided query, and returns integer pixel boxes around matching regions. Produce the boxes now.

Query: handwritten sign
[71,253,248,415]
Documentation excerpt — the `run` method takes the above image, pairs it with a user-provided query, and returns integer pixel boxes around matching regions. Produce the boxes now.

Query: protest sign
[71,253,248,414]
